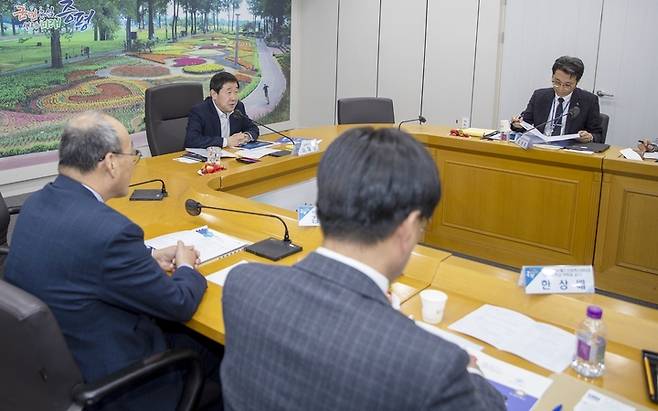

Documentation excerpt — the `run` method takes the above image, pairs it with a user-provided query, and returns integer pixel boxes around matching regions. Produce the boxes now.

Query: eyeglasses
[552,77,576,89]
[99,149,142,164]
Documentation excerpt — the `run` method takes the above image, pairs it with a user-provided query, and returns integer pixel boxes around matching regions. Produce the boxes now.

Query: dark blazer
[185,98,259,148]
[5,175,207,411]
[221,252,505,411]
[517,87,603,143]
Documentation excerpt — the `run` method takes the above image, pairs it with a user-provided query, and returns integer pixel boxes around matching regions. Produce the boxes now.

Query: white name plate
[521,265,595,294]
[297,204,320,227]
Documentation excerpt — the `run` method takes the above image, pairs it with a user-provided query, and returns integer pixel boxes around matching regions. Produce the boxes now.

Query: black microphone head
[232,107,244,118]
[569,106,581,119]
[185,199,202,216]
[418,115,427,123]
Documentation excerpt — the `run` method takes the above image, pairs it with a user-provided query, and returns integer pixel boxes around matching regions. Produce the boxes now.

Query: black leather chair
[0,192,20,256]
[337,97,395,124]
[0,280,203,411]
[600,113,610,143]
[145,83,204,156]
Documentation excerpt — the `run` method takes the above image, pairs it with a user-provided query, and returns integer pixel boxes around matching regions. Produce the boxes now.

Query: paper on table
[574,389,636,411]
[643,152,658,160]
[520,121,579,142]
[174,156,200,164]
[471,350,553,401]
[415,321,483,352]
[206,260,249,286]
[145,226,249,264]
[185,147,237,158]
[236,147,279,159]
[448,304,576,372]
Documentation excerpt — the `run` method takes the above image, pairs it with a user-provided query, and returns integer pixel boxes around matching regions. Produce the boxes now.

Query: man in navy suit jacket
[185,71,260,148]
[512,56,603,143]
[221,128,506,410]
[5,112,218,410]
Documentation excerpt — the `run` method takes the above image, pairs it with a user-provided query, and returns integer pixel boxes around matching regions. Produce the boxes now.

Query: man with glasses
[512,56,603,143]
[5,112,221,410]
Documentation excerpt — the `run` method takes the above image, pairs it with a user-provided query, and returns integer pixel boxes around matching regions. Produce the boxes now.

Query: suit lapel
[204,98,221,138]
[537,89,555,133]
[566,88,583,134]
[295,252,391,307]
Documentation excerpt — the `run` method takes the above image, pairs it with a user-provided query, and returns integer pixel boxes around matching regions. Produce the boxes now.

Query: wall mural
[0,0,291,163]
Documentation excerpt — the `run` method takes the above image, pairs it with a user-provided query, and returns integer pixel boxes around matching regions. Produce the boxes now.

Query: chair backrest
[145,83,204,156]
[337,97,395,125]
[0,192,10,248]
[0,280,83,410]
[600,113,610,143]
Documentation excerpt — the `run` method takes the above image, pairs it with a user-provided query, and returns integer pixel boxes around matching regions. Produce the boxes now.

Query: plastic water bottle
[571,305,607,378]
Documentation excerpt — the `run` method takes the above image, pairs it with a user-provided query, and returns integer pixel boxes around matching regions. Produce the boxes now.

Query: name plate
[297,204,319,227]
[515,134,533,150]
[521,265,595,294]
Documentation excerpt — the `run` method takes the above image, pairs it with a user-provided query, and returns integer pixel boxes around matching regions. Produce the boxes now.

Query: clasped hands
[153,241,201,272]
[227,132,251,147]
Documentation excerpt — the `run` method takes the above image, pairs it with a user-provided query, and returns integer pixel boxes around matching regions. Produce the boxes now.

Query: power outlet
[460,117,470,128]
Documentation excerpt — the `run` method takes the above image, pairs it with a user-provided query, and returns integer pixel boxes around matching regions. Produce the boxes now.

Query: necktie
[552,97,564,136]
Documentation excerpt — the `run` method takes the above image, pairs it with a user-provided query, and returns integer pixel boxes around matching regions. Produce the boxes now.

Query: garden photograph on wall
[0,0,291,160]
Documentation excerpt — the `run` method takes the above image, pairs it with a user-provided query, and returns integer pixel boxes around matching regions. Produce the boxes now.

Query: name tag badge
[521,265,595,294]
[297,204,319,227]
[515,134,533,150]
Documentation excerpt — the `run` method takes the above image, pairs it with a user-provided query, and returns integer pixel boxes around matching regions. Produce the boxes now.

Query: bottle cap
[586,305,603,319]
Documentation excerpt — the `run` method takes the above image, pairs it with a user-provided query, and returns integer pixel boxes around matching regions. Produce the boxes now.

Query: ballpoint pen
[645,355,655,399]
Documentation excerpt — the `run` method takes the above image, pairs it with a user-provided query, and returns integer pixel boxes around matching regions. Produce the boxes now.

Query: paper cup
[420,290,448,324]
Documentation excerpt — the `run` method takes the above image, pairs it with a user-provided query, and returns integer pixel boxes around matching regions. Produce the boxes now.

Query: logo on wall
[13,0,95,33]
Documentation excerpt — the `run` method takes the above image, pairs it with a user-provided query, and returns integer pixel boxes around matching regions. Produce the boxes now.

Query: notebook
[567,142,611,153]
[145,226,249,264]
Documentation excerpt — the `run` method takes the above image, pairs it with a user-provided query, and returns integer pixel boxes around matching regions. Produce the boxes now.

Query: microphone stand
[129,179,168,201]
[398,116,427,130]
[185,199,302,261]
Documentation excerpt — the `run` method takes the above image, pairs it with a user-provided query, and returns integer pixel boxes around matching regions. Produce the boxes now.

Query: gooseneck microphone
[233,108,297,146]
[185,199,302,261]
[129,179,168,201]
[398,115,427,130]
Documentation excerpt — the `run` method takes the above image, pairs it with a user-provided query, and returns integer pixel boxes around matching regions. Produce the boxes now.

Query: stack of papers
[145,226,249,264]
[520,120,578,142]
[206,260,249,286]
[448,304,576,372]
[236,147,280,159]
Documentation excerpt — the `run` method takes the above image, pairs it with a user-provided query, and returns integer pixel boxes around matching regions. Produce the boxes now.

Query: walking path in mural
[242,39,286,119]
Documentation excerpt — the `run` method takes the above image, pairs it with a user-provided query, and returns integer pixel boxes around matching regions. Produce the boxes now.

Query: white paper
[563,149,595,155]
[470,350,553,399]
[184,147,237,158]
[145,226,249,264]
[415,321,483,352]
[643,152,658,159]
[620,148,643,161]
[236,147,279,159]
[448,304,576,372]
[574,389,636,411]
[173,157,200,164]
[520,121,579,142]
[206,260,249,286]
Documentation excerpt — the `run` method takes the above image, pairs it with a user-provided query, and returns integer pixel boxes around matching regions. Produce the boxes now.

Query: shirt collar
[81,183,104,202]
[316,247,390,295]
[212,99,233,118]
[554,91,573,105]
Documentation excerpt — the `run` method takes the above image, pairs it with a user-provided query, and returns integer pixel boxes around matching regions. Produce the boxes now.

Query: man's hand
[511,115,523,129]
[576,130,594,143]
[152,245,176,272]
[174,240,201,269]
[227,132,251,147]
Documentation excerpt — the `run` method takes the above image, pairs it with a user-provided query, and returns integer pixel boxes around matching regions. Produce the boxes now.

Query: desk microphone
[185,199,302,261]
[129,179,168,201]
[233,108,297,147]
[398,115,427,130]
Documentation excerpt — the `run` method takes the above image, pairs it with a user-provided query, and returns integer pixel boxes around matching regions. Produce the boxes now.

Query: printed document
[520,120,579,142]
[145,226,249,263]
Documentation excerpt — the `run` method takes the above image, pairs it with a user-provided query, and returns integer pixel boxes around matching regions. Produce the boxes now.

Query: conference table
[109,124,658,408]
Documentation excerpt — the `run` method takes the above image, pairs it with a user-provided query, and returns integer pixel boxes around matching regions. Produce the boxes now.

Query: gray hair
[58,111,122,173]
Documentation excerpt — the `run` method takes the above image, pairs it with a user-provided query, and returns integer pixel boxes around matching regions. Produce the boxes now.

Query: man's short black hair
[316,127,441,244]
[552,56,585,82]
[210,72,240,93]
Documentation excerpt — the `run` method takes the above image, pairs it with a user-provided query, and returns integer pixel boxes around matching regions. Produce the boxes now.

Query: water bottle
[571,305,607,378]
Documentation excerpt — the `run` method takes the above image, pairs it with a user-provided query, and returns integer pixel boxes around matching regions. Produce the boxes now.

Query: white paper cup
[420,290,448,324]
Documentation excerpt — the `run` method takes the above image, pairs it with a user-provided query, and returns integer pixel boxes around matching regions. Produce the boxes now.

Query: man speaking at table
[5,112,219,410]
[185,71,260,148]
[221,127,505,410]
[512,55,603,143]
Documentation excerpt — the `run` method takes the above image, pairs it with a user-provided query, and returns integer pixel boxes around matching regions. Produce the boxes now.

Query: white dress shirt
[212,100,232,148]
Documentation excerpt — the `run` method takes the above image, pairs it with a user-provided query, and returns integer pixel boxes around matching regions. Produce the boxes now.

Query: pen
[645,355,655,398]
[552,405,562,411]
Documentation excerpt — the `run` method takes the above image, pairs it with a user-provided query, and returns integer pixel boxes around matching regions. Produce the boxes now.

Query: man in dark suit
[221,128,506,410]
[5,112,219,410]
[185,71,260,148]
[512,55,603,143]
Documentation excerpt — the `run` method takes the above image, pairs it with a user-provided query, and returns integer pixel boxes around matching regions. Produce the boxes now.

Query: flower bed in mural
[110,64,170,77]
[0,110,68,132]
[131,53,178,64]
[173,57,206,67]
[66,70,97,81]
[182,63,224,74]
[33,78,147,113]
[199,44,225,49]
[234,72,252,83]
